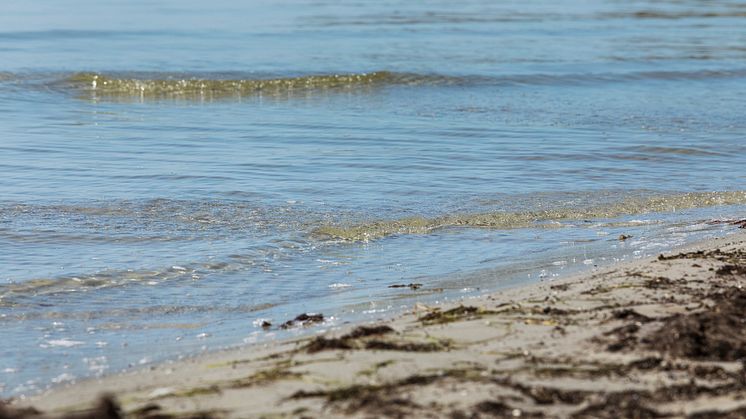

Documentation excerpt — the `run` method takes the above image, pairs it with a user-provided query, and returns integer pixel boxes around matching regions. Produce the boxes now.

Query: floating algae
[313,191,746,242]
[64,71,452,99]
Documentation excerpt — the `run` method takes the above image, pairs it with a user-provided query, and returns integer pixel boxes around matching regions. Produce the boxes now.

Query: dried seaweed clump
[646,287,746,361]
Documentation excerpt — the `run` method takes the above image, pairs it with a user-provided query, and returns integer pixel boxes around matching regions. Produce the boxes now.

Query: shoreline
[5,228,746,418]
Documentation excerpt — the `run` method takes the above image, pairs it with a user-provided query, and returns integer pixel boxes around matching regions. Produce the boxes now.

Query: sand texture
[4,230,746,419]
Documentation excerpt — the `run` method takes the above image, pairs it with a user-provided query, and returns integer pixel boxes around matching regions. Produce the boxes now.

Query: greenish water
[1,0,746,397]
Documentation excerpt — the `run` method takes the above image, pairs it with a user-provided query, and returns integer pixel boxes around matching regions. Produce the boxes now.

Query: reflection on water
[1,0,746,397]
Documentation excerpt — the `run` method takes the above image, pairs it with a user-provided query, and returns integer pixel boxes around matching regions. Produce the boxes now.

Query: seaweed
[230,365,302,388]
[364,339,447,352]
[0,395,120,419]
[644,287,746,361]
[280,313,324,329]
[419,305,497,325]
[658,248,746,264]
[290,370,472,409]
[627,357,662,371]
[0,394,226,419]
[472,401,545,418]
[689,406,746,419]
[344,325,395,339]
[658,251,707,261]
[0,395,221,419]
[572,391,664,419]
[304,324,397,353]
[304,324,446,354]
[708,219,746,229]
[305,336,355,353]
[550,283,571,291]
[129,403,222,419]
[358,360,396,377]
[388,283,422,290]
[642,276,676,289]
[604,323,640,352]
[582,282,639,295]
[129,404,162,418]
[508,355,667,380]
[492,379,590,405]
[0,402,41,419]
[160,385,222,399]
[611,309,652,322]
[715,264,746,276]
[289,377,428,416]
[472,401,512,416]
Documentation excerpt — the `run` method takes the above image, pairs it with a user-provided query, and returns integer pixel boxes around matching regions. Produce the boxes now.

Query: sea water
[1,0,746,396]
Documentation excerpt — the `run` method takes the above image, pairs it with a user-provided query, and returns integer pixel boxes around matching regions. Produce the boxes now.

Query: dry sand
[4,228,746,419]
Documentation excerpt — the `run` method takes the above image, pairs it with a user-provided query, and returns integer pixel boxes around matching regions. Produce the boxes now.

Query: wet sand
[4,228,746,418]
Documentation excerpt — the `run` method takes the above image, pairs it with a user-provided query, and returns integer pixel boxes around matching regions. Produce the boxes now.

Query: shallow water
[2,0,746,396]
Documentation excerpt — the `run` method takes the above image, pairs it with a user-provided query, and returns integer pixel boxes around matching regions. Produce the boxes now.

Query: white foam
[46,339,84,348]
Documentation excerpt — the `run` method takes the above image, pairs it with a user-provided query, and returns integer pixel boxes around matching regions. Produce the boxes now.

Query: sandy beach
[4,227,746,418]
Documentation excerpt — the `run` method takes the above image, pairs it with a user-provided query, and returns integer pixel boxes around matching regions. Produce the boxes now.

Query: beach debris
[280,313,324,329]
[388,283,423,290]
